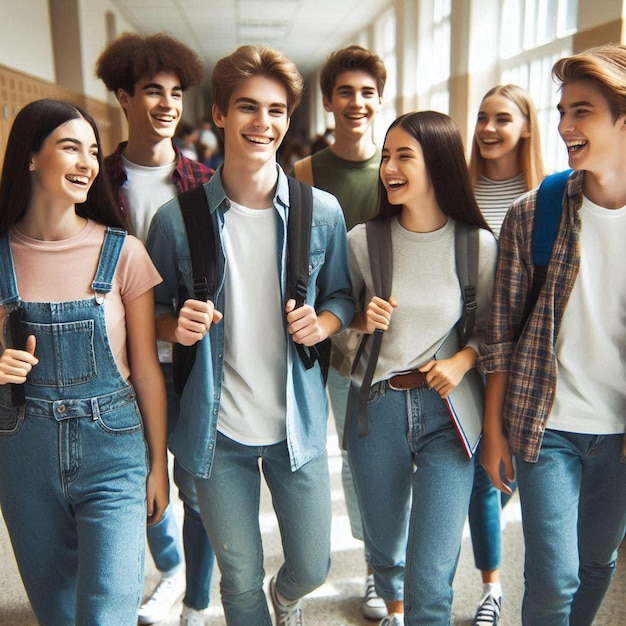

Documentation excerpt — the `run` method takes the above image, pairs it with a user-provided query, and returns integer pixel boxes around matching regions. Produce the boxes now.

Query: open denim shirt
[146,166,355,478]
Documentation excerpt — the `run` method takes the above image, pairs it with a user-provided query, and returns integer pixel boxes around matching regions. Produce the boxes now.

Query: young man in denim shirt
[146,45,354,626]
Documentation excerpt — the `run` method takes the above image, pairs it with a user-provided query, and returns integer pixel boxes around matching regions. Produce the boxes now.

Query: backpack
[171,177,326,397]
[521,169,573,328]
[348,219,480,443]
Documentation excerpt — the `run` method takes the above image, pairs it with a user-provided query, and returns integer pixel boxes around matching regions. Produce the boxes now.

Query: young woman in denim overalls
[0,99,168,625]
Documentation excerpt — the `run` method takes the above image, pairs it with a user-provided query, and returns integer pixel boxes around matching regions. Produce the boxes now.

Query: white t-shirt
[120,154,177,362]
[550,196,626,435]
[120,155,177,243]
[217,200,288,445]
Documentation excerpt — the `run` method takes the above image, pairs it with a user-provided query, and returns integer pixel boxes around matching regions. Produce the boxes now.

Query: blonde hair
[469,84,544,191]
[211,45,303,117]
[552,43,626,122]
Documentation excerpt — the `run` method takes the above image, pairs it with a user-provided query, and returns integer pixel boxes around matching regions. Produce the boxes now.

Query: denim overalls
[0,228,148,626]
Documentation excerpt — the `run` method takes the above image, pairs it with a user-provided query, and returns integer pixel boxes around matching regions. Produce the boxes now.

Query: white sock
[483,581,502,600]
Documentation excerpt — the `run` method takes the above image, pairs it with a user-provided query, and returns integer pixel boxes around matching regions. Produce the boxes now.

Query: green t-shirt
[310,147,381,231]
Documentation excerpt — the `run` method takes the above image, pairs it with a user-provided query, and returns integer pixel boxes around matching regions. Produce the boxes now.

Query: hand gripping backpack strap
[520,169,572,332]
[286,176,321,369]
[173,184,216,397]
[454,221,479,345]
[352,219,393,437]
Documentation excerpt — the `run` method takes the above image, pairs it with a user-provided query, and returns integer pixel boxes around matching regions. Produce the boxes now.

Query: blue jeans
[347,382,474,625]
[147,364,214,610]
[516,429,626,626]
[194,432,331,626]
[327,366,363,540]
[468,446,516,572]
[0,388,147,625]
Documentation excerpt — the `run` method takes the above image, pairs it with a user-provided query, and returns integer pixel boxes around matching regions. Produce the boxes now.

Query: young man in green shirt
[293,44,387,621]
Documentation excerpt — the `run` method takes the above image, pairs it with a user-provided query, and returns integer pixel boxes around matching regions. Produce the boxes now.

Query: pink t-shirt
[1,220,161,380]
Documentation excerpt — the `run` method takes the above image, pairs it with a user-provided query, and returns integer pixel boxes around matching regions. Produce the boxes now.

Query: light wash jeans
[516,429,626,626]
[347,381,474,625]
[147,363,215,610]
[194,432,331,626]
[326,366,363,540]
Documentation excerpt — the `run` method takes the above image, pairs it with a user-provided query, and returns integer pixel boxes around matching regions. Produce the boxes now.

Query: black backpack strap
[178,184,216,302]
[286,176,321,370]
[352,219,393,437]
[454,221,479,345]
[173,184,215,397]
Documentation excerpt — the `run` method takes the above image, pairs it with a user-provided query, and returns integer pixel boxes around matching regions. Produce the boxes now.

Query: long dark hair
[376,111,491,231]
[0,98,123,232]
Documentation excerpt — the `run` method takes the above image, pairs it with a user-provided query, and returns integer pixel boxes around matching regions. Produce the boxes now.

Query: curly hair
[95,32,204,94]
[320,45,386,101]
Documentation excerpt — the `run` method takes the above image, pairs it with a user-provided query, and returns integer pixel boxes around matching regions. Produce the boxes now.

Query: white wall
[78,0,136,101]
[0,0,55,81]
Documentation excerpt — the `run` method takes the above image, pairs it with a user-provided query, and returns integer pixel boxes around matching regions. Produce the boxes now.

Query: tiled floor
[1,422,625,625]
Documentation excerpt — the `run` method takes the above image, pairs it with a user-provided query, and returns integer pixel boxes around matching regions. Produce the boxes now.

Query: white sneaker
[138,568,186,624]
[379,615,403,626]
[362,574,387,620]
[180,605,205,626]
[472,593,501,626]
[269,575,303,626]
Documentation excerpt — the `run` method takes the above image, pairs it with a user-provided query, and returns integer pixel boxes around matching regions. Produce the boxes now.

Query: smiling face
[118,71,183,142]
[557,79,626,174]
[29,117,99,207]
[474,93,530,165]
[323,69,382,143]
[380,125,434,208]
[212,74,290,166]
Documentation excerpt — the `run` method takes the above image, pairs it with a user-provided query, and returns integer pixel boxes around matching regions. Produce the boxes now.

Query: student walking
[146,45,354,626]
[467,83,545,626]
[0,98,168,625]
[479,44,626,625]
[346,111,497,626]
[292,44,387,621]
[95,33,215,626]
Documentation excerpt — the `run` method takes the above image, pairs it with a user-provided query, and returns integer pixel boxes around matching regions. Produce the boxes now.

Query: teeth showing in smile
[153,115,174,123]
[481,138,500,145]
[244,135,271,144]
[346,113,366,120]
[387,178,407,189]
[66,175,89,185]
[567,140,587,152]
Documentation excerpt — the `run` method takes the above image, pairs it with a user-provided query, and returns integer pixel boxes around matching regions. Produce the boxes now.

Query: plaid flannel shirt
[104,142,213,218]
[479,170,626,463]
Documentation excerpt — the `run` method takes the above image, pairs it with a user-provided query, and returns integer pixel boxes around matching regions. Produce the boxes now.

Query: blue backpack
[522,168,573,324]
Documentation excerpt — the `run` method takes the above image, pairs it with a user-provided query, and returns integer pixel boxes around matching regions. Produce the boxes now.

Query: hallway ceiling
[109,0,392,78]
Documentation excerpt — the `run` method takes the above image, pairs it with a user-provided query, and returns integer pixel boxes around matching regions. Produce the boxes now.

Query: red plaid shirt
[105,142,213,218]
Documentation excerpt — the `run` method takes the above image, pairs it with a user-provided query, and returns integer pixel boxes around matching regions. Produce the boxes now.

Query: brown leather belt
[388,370,429,390]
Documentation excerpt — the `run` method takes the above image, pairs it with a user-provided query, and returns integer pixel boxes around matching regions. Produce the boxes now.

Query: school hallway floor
[1,415,625,626]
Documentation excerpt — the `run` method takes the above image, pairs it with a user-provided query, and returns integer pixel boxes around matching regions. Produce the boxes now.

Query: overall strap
[0,232,20,305]
[286,176,320,370]
[91,227,127,295]
[0,232,25,406]
[454,221,479,346]
[353,219,392,437]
